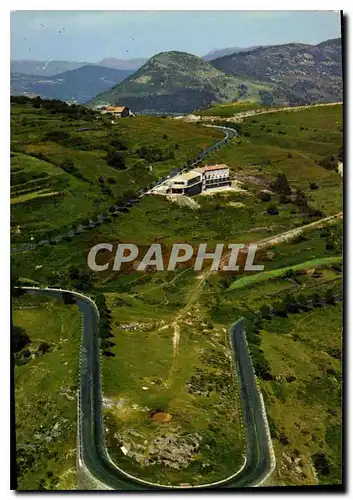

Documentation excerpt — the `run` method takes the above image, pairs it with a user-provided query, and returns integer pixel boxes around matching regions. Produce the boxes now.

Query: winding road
[20,286,275,490]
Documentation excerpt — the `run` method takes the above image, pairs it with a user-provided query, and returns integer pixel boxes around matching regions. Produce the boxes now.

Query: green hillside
[203,104,343,216]
[210,38,342,105]
[90,51,273,114]
[195,100,275,117]
[11,96,223,244]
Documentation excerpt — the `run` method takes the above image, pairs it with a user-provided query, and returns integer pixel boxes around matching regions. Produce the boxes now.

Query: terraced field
[11,97,222,245]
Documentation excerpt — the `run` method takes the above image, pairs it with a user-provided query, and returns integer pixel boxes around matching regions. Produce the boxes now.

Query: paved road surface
[20,287,274,490]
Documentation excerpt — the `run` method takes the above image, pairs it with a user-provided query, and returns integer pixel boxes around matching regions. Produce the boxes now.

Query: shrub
[312,292,324,308]
[259,90,274,106]
[312,452,332,477]
[294,189,310,212]
[267,204,279,215]
[279,194,291,204]
[258,191,271,202]
[270,173,292,195]
[109,137,128,150]
[44,129,70,141]
[259,304,271,319]
[105,150,126,170]
[272,301,287,317]
[12,326,31,352]
[325,289,337,305]
[317,155,337,171]
[38,341,51,355]
[309,182,319,190]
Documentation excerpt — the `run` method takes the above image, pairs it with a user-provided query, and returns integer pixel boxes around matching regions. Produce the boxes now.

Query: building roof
[198,164,229,172]
[105,106,127,112]
[172,170,202,183]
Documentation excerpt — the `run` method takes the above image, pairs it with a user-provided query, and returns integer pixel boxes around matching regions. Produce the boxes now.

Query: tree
[259,191,271,201]
[267,204,279,215]
[69,266,80,281]
[105,150,126,170]
[297,294,310,311]
[11,274,25,297]
[283,295,299,314]
[317,156,337,171]
[273,301,287,317]
[259,304,272,319]
[325,289,337,305]
[312,292,324,308]
[294,189,310,212]
[109,136,127,150]
[312,452,332,477]
[38,341,51,355]
[44,129,70,142]
[12,325,31,352]
[259,90,274,106]
[279,194,291,204]
[270,173,292,195]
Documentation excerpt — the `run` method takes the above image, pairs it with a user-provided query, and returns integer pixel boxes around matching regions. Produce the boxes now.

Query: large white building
[198,164,231,190]
[152,164,231,197]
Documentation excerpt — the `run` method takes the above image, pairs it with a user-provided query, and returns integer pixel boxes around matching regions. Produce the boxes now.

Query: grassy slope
[13,294,81,490]
[204,104,343,215]
[259,304,342,486]
[228,256,342,291]
[195,100,273,117]
[11,102,222,244]
[102,295,245,485]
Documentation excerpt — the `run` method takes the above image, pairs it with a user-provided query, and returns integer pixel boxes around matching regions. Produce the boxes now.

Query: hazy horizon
[11,10,341,63]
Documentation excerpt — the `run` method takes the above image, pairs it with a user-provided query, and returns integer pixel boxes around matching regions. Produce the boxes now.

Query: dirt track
[182,101,343,124]
[165,211,343,362]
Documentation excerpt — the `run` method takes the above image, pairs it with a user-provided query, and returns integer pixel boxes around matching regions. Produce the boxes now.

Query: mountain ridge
[210,38,342,105]
[203,45,264,61]
[90,50,273,113]
[11,64,134,104]
[10,58,145,77]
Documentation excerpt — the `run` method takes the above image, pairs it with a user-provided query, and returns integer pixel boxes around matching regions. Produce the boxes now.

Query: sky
[11,10,342,62]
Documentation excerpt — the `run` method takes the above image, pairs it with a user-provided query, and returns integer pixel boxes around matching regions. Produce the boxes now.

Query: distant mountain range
[10,49,258,76]
[211,38,342,105]
[11,38,342,112]
[10,58,145,77]
[11,65,134,104]
[89,50,272,113]
[203,46,264,61]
